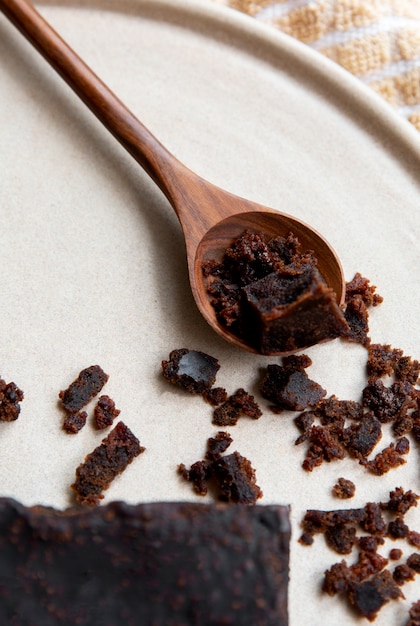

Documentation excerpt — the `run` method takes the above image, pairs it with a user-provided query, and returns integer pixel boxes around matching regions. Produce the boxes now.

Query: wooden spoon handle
[0,0,189,210]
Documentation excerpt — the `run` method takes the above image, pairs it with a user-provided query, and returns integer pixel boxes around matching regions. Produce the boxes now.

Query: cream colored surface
[0,1,419,624]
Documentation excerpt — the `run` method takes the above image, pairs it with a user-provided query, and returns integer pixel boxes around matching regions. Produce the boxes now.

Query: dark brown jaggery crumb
[325,523,357,554]
[407,600,420,626]
[261,355,326,412]
[362,380,414,423]
[382,487,420,515]
[71,421,145,506]
[342,413,382,459]
[203,387,228,406]
[393,564,416,586]
[0,378,24,422]
[179,432,262,505]
[94,395,120,429]
[367,344,404,381]
[388,516,410,540]
[344,295,371,346]
[63,411,87,434]
[161,349,220,395]
[408,531,420,548]
[345,273,384,308]
[389,548,403,561]
[212,388,262,426]
[59,365,109,415]
[332,477,356,499]
[347,569,403,621]
[407,554,420,573]
[360,438,410,475]
[211,451,263,504]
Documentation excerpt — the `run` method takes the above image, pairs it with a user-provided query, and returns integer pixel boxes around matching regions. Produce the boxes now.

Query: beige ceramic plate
[1,1,419,624]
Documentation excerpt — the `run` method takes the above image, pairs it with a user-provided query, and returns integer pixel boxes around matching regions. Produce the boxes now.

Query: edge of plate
[33,0,420,173]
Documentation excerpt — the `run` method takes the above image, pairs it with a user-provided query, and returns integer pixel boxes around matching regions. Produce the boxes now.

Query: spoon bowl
[0,0,346,355]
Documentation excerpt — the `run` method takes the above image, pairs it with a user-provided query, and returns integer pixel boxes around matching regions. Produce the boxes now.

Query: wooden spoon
[0,0,346,354]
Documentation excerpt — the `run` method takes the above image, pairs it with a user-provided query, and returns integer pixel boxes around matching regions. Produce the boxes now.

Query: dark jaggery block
[59,365,109,414]
[94,395,120,429]
[212,388,262,426]
[71,421,145,506]
[161,349,220,394]
[332,478,356,499]
[244,266,348,354]
[0,498,290,626]
[0,378,24,422]
[63,411,87,434]
[261,357,326,412]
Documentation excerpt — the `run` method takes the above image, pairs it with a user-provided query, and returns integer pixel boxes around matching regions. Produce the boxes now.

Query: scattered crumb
[71,421,145,506]
[0,378,24,422]
[94,395,120,429]
[161,349,220,394]
[212,388,262,426]
[332,478,356,499]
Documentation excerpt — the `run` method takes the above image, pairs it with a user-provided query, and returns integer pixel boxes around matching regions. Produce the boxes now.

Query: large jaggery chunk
[0,498,290,626]
[71,421,145,505]
[244,266,348,354]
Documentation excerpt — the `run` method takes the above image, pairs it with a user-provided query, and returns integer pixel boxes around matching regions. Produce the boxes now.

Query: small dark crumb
[408,531,420,548]
[407,600,420,626]
[161,349,220,395]
[345,273,384,308]
[325,524,357,555]
[382,487,420,515]
[367,344,404,381]
[332,478,356,499]
[393,564,415,586]
[360,438,410,476]
[71,421,145,506]
[179,432,262,505]
[407,552,420,574]
[407,554,420,573]
[389,548,403,561]
[94,395,120,429]
[212,388,262,426]
[203,387,228,406]
[0,378,24,422]
[347,569,403,621]
[362,380,413,423]
[342,273,383,348]
[261,355,326,412]
[63,411,87,434]
[59,365,109,415]
[388,516,409,540]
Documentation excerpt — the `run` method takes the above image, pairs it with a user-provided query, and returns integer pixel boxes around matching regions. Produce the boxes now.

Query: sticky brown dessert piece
[203,386,228,406]
[381,487,420,515]
[179,431,262,505]
[393,564,416,585]
[343,273,383,347]
[243,265,348,354]
[63,411,87,434]
[161,348,220,394]
[407,600,420,626]
[346,569,403,621]
[71,421,145,506]
[212,388,262,426]
[0,498,290,626]
[360,437,410,476]
[59,365,109,415]
[94,395,120,429]
[261,355,326,412]
[332,478,356,499]
[203,230,348,354]
[0,378,24,422]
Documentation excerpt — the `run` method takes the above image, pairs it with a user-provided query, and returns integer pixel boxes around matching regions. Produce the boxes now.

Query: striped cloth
[212,0,420,132]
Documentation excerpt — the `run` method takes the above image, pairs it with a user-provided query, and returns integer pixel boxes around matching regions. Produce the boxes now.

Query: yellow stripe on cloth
[215,0,420,131]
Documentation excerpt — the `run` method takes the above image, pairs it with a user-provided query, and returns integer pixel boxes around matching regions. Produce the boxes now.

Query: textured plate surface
[0,1,419,624]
